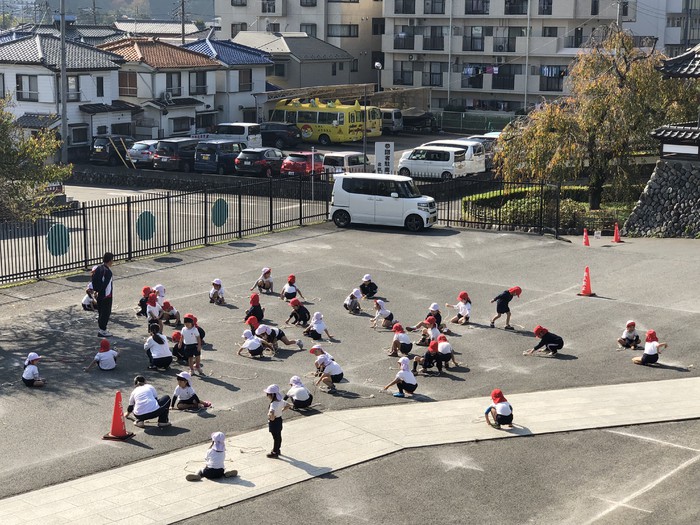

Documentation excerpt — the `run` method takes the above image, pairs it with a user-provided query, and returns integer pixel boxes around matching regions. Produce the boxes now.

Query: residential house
[232,31,353,90]
[98,37,222,138]
[0,33,139,160]
[182,36,273,122]
[9,15,128,46]
[113,19,210,45]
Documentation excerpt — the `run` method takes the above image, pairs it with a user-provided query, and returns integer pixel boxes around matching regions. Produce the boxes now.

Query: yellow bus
[269,98,382,146]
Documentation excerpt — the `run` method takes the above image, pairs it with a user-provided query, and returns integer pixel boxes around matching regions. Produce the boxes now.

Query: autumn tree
[0,98,73,222]
[495,25,699,209]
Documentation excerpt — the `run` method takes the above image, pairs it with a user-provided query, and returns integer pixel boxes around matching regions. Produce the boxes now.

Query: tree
[495,25,700,209]
[0,98,73,222]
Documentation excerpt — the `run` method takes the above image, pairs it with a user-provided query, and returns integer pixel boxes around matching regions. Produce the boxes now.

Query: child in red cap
[524,325,564,356]
[245,293,265,322]
[162,300,182,327]
[286,298,310,327]
[485,388,513,429]
[446,291,471,325]
[415,315,440,346]
[437,334,459,369]
[388,323,412,357]
[280,274,305,302]
[136,286,152,317]
[412,341,442,374]
[146,292,164,333]
[633,330,668,366]
[617,320,641,349]
[171,331,187,364]
[84,339,121,372]
[245,315,260,333]
[407,302,445,333]
[490,286,521,330]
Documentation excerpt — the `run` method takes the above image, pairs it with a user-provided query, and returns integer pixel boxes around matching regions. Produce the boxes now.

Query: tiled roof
[233,32,353,61]
[98,37,221,69]
[79,100,144,115]
[15,113,61,129]
[651,122,700,142]
[114,20,200,36]
[1,24,127,46]
[182,38,272,66]
[658,44,700,78]
[0,34,123,71]
[144,97,205,109]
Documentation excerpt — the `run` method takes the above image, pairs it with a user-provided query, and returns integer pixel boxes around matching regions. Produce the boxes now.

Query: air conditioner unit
[496,56,504,63]
[408,54,416,61]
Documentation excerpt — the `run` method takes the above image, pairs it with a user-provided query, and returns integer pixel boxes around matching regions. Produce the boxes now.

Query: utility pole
[60,0,68,164]
[181,0,185,44]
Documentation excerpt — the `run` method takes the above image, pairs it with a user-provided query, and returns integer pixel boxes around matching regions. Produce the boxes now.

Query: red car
[280,151,325,177]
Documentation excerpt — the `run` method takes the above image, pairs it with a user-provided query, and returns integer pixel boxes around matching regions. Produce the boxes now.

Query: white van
[381,109,404,134]
[209,123,262,147]
[398,146,468,180]
[330,173,437,232]
[323,151,374,174]
[421,139,486,174]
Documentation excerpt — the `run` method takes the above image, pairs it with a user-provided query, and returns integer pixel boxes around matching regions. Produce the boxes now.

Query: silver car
[126,140,159,168]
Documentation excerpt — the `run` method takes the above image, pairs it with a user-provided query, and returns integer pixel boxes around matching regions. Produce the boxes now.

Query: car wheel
[318,134,331,146]
[333,210,351,228]
[441,171,453,180]
[399,167,411,176]
[264,167,273,178]
[404,214,424,232]
[274,138,285,149]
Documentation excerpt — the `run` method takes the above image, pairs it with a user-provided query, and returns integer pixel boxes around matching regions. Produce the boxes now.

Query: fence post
[269,178,274,233]
[203,189,209,246]
[539,182,545,234]
[126,196,133,261]
[299,176,303,227]
[237,192,243,238]
[555,183,561,240]
[82,203,89,268]
[33,219,41,280]
[166,192,172,252]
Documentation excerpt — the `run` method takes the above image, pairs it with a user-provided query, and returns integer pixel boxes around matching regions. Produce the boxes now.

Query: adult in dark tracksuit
[525,325,564,356]
[91,252,115,337]
[490,286,521,330]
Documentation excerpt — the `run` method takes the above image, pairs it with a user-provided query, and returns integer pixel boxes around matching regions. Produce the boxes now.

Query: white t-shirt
[321,360,342,376]
[644,341,659,356]
[129,384,160,415]
[173,384,197,401]
[622,328,638,340]
[210,286,225,298]
[344,294,358,307]
[457,301,471,317]
[282,283,297,295]
[181,326,200,345]
[153,285,166,305]
[94,349,119,370]
[82,294,94,307]
[144,337,172,359]
[488,401,512,416]
[22,364,39,380]
[205,448,225,470]
[373,307,391,320]
[393,332,411,345]
[269,399,286,418]
[428,326,440,341]
[147,303,162,320]
[311,319,327,333]
[438,341,453,355]
[164,306,178,316]
[242,337,263,351]
[396,369,417,385]
[286,385,310,401]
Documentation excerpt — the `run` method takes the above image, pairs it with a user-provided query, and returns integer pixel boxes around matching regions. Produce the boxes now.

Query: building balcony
[465,0,489,14]
[461,75,483,89]
[491,74,515,90]
[393,71,414,86]
[394,35,415,50]
[422,36,445,51]
[259,0,286,16]
[462,36,484,52]
[493,37,516,53]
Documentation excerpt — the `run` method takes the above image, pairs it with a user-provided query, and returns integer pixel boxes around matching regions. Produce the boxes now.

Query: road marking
[605,429,700,452]
[592,496,651,514]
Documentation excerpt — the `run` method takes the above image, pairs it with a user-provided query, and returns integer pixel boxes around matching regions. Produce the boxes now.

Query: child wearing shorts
[22,352,45,387]
[256,324,304,350]
[383,356,418,397]
[344,289,363,315]
[245,293,265,323]
[437,334,459,368]
[161,301,182,326]
[485,388,513,429]
[136,286,151,317]
[181,314,203,375]
[618,320,641,349]
[415,316,440,346]
[310,345,343,393]
[304,312,334,340]
[84,339,120,372]
[412,341,442,374]
[172,372,211,410]
[633,330,668,366]
[186,432,237,481]
[280,274,305,302]
[171,331,187,364]
[388,323,413,357]
[446,291,472,325]
[146,292,163,333]
[490,286,521,330]
[360,274,378,299]
[284,375,313,409]
[237,329,271,358]
[251,267,274,294]
[287,298,311,327]
[209,279,225,305]
[82,287,97,311]
[144,324,173,370]
[407,303,444,333]
[370,299,394,329]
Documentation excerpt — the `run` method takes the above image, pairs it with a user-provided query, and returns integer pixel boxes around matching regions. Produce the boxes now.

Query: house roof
[658,44,700,78]
[0,34,123,71]
[98,37,221,69]
[650,122,700,143]
[232,32,353,61]
[114,19,200,36]
[15,112,61,129]
[0,23,127,46]
[143,97,205,110]
[79,100,144,115]
[181,38,272,66]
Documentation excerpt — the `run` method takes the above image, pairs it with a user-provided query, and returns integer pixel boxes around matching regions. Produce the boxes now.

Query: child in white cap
[186,432,238,481]
[172,372,211,410]
[265,385,288,458]
[370,299,394,329]
[237,329,270,358]
[360,274,378,299]
[251,267,274,294]
[382,356,418,397]
[22,352,45,387]
[303,311,334,340]
[284,375,313,409]
[209,279,225,305]
[310,345,344,393]
[256,324,304,350]
[343,288,363,315]
[152,284,166,306]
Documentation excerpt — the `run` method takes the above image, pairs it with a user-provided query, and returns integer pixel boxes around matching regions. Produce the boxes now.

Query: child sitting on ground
[415,316,440,346]
[286,298,310,327]
[136,286,152,317]
[82,286,97,311]
[251,267,274,294]
[280,274,305,302]
[209,278,226,305]
[161,301,182,326]
[22,352,46,387]
[343,289,363,315]
[360,274,378,299]
[84,339,120,372]
[446,291,472,325]
[412,341,442,375]
[633,330,668,366]
[171,331,187,364]
[284,375,313,409]
[370,299,394,329]
[245,293,265,323]
[185,432,237,481]
[618,320,641,349]
[146,292,163,333]
[304,312,334,340]
[388,323,413,357]
[172,372,211,410]
[437,334,459,369]
[407,303,448,333]
[237,329,272,358]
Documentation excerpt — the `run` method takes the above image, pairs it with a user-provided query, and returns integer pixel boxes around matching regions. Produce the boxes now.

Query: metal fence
[0,176,330,284]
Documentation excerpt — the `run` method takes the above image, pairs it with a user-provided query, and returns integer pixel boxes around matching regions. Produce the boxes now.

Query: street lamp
[374,61,383,92]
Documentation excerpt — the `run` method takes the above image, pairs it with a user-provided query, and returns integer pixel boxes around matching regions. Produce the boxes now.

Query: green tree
[495,25,699,209]
[0,98,73,222]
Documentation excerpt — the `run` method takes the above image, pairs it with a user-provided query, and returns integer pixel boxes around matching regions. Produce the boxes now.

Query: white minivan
[398,146,468,180]
[330,173,437,231]
[209,123,262,147]
[421,139,486,174]
[381,108,404,134]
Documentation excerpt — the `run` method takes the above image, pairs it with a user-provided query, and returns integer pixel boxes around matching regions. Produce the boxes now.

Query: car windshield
[132,143,151,151]
[197,144,217,154]
[240,151,261,159]
[94,138,110,147]
[287,155,307,162]
[397,180,422,198]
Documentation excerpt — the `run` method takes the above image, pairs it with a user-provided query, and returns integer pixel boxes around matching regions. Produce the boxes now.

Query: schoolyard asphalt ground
[1,221,699,523]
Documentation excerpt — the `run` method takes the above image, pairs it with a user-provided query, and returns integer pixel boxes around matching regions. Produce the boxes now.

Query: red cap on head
[458,291,470,302]
[534,325,548,338]
[428,341,439,353]
[172,332,182,342]
[290,298,301,307]
[142,286,152,296]
[508,286,522,297]
[288,274,296,284]
[99,339,110,352]
[437,334,448,342]
[184,313,195,323]
[646,330,658,343]
[250,293,260,306]
[245,316,260,330]
[163,301,172,310]
[491,389,507,403]
[426,316,437,326]
[392,323,404,333]
[147,292,158,306]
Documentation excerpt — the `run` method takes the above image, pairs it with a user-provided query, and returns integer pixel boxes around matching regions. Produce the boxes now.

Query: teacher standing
[91,252,114,337]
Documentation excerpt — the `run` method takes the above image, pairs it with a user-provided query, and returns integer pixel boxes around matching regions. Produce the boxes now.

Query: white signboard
[375,142,395,174]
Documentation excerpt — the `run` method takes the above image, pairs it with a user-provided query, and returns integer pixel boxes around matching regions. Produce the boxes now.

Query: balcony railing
[393,71,414,85]
[461,76,483,89]
[493,37,516,53]
[539,76,563,92]
[563,35,588,48]
[190,85,207,95]
[462,36,484,51]
[504,0,528,15]
[424,0,445,14]
[17,90,39,101]
[423,36,445,51]
[394,0,415,14]
[394,35,415,50]
[465,0,489,14]
[422,72,443,87]
[492,75,515,90]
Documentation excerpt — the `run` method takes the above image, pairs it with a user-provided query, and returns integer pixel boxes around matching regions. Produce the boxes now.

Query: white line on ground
[605,429,700,452]
[592,496,652,514]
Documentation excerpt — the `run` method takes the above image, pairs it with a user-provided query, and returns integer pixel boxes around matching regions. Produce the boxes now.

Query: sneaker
[97,329,113,337]
[134,420,145,428]
[387,352,399,357]
[489,323,495,328]
[266,452,279,459]
[157,421,172,428]
[224,470,238,478]
[326,386,337,393]
[393,392,405,398]
[504,325,515,331]
[196,367,206,377]
[491,423,501,429]
[201,401,212,408]
[296,340,304,349]
[147,365,157,370]
[185,473,202,482]
[405,326,415,332]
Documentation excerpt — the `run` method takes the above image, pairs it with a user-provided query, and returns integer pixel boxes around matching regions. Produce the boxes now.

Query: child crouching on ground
[446,291,471,325]
[360,274,378,299]
[251,267,274,294]
[344,289,362,315]
[82,287,97,311]
[136,286,152,317]
[370,299,394,329]
[186,432,237,481]
[245,293,265,323]
[304,312,334,340]
[287,298,310,327]
[210,279,226,305]
[485,388,513,429]
[85,339,120,372]
[162,301,182,326]
[618,320,641,349]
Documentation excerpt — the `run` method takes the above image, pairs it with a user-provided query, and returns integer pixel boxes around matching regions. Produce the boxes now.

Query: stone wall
[624,159,700,238]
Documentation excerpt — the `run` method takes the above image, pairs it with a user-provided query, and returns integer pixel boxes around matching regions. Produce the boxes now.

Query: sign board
[375,142,395,174]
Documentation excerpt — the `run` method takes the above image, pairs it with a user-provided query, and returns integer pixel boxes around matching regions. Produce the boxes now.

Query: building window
[424,0,445,14]
[266,63,286,76]
[172,117,191,133]
[231,22,247,37]
[329,0,359,2]
[66,75,80,102]
[16,74,38,101]
[621,0,628,16]
[332,63,337,76]
[339,62,344,71]
[463,27,484,51]
[0,73,4,96]
[96,76,104,97]
[267,22,280,32]
[300,23,317,37]
[231,0,247,5]
[262,0,276,13]
[394,0,415,14]
[542,26,557,38]
[239,69,252,91]
[166,73,182,96]
[538,0,552,15]
[351,59,358,72]
[328,24,359,37]
[504,0,528,15]
[71,126,89,145]
[465,0,489,14]
[372,18,385,35]
[591,0,599,15]
[189,71,207,95]
[119,72,137,97]
[300,0,317,5]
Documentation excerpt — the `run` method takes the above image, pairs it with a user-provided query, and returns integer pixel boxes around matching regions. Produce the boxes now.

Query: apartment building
[382,0,627,112]
[624,0,700,57]
[216,0,383,83]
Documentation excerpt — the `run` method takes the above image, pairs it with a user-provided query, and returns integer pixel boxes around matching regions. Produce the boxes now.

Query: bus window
[349,113,355,123]
[297,111,317,124]
[270,109,285,121]
[318,112,338,124]
[286,111,296,124]
[338,114,344,125]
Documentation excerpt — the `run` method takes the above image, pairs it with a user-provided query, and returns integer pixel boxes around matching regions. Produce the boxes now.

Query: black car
[234,148,285,177]
[260,122,301,149]
[89,135,135,166]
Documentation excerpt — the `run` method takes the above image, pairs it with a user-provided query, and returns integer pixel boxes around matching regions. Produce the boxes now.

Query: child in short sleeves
[82,287,97,311]
[237,329,272,358]
[490,286,521,330]
[245,293,265,323]
[171,331,187,364]
[144,324,173,370]
[85,339,120,372]
[383,356,418,397]
[146,292,163,333]
[251,267,274,294]
[280,274,304,302]
[284,375,313,409]
[343,289,362,315]
[22,352,45,387]
[388,323,413,357]
[412,341,442,374]
[136,286,151,317]
[265,385,287,458]
[186,432,237,481]
[172,372,211,410]
[360,274,378,299]
[415,316,440,346]
[161,301,182,326]
[437,334,459,368]
[618,320,641,349]
[152,284,166,306]
[286,298,310,327]
[209,279,225,305]
[181,314,203,375]
[304,311,334,340]
[310,345,343,393]
[407,303,446,333]
[633,330,668,366]
[525,325,564,356]
[485,388,513,429]
[370,299,394,329]
[256,324,303,350]
[446,291,471,325]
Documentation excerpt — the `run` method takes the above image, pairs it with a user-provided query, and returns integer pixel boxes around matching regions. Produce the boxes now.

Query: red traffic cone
[103,391,134,441]
[583,228,590,246]
[613,222,623,243]
[577,266,596,297]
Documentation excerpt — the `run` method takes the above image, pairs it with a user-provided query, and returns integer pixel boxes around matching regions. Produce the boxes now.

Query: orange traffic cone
[577,266,596,297]
[583,228,590,246]
[613,222,623,243]
[103,391,134,441]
